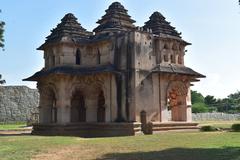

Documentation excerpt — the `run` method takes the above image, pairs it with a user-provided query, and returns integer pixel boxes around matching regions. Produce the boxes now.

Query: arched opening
[52,55,55,67]
[42,87,57,123]
[163,54,168,62]
[97,48,101,64]
[71,90,86,122]
[163,44,169,49]
[97,90,105,122]
[172,43,178,50]
[178,55,183,65]
[167,82,188,121]
[76,49,81,65]
[170,55,175,63]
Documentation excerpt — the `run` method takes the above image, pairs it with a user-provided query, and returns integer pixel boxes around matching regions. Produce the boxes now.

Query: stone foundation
[144,122,199,134]
[32,122,141,137]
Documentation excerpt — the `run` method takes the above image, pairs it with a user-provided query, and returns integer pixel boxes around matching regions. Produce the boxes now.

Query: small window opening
[97,49,101,64]
[52,55,55,67]
[76,49,81,65]
[164,55,168,62]
[170,55,175,63]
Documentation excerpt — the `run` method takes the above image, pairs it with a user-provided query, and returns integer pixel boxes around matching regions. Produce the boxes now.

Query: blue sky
[0,0,240,98]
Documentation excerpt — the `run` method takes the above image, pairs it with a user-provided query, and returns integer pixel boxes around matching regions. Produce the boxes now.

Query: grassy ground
[0,132,240,160]
[198,120,240,129]
[0,122,27,130]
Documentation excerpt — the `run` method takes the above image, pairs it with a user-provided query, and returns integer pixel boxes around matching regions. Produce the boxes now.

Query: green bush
[200,125,218,132]
[231,124,240,132]
[192,102,209,113]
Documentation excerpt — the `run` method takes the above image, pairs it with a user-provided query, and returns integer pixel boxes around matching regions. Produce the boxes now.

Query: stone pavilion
[24,2,205,137]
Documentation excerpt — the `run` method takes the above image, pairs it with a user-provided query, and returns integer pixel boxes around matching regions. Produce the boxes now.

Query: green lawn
[198,121,240,129]
[0,132,240,160]
[0,123,27,130]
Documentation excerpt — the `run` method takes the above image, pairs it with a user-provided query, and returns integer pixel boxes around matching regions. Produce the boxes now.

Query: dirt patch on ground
[32,145,102,160]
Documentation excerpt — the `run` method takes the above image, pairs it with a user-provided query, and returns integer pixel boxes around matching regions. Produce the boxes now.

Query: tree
[192,102,209,113]
[204,95,217,112]
[0,74,5,84]
[0,9,5,84]
[191,90,204,104]
[0,9,5,48]
[191,91,209,113]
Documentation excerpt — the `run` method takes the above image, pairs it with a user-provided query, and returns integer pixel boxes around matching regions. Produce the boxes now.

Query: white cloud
[191,73,226,98]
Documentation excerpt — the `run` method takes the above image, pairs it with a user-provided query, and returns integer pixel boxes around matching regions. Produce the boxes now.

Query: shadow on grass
[0,133,31,136]
[98,147,240,160]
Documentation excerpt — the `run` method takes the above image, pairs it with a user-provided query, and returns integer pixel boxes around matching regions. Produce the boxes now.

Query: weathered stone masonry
[24,2,205,137]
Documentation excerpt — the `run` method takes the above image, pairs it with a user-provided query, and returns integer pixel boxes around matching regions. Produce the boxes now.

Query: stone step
[150,122,198,127]
[32,122,142,137]
[145,122,200,133]
[152,126,200,131]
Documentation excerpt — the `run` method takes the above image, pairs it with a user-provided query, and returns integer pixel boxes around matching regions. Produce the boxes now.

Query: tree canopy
[191,90,240,113]
[0,9,5,84]
[0,9,5,49]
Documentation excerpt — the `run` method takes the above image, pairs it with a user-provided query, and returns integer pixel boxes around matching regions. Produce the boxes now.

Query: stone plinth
[32,122,141,137]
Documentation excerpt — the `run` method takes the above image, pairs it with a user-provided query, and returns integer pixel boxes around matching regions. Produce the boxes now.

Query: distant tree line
[191,90,240,113]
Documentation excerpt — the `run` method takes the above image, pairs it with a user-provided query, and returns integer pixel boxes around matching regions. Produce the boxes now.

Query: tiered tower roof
[42,13,92,46]
[144,12,181,38]
[93,2,136,33]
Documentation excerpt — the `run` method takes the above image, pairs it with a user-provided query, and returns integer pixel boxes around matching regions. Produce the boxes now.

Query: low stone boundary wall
[192,112,240,121]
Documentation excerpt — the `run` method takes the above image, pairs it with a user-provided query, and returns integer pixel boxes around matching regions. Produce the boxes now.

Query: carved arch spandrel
[38,82,59,99]
[70,74,106,99]
[166,81,188,106]
[167,81,188,97]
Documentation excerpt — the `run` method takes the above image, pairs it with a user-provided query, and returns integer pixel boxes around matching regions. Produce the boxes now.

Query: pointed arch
[39,85,57,123]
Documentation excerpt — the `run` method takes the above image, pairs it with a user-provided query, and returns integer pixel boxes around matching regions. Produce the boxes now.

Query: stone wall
[192,112,240,121]
[0,86,39,122]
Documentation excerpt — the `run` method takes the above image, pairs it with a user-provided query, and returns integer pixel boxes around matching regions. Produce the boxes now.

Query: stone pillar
[160,79,169,122]
[121,75,127,121]
[103,79,111,122]
[56,98,71,124]
[38,90,52,123]
[186,84,192,122]
[39,106,51,123]
[128,72,136,122]
[55,81,71,124]
[110,75,118,121]
[152,74,160,122]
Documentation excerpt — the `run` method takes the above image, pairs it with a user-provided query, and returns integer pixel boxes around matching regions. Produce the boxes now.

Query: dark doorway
[97,90,105,122]
[71,90,86,122]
